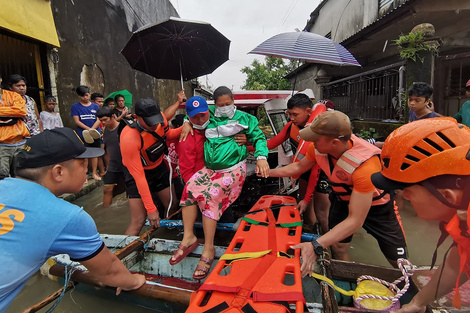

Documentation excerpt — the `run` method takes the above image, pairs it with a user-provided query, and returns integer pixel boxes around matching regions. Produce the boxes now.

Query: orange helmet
[372,117,470,190]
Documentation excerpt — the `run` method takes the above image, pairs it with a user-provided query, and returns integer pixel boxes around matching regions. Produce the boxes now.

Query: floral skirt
[180,162,247,221]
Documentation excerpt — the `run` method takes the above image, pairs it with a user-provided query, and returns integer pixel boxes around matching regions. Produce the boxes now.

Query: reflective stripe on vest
[315,135,390,205]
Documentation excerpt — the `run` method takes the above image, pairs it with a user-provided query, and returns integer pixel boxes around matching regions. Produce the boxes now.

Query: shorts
[103,170,126,194]
[315,170,331,194]
[328,195,407,261]
[144,162,171,193]
[84,139,101,148]
[0,144,24,179]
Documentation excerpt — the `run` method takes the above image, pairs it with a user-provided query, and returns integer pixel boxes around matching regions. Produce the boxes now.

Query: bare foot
[92,173,102,181]
[99,170,107,177]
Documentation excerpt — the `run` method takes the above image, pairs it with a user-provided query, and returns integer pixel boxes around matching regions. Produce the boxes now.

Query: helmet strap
[420,180,461,209]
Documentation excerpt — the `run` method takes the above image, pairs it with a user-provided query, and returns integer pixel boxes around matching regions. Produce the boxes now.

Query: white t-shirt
[40,111,63,130]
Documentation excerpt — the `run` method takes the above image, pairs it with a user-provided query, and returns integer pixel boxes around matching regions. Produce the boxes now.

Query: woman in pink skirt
[170,87,270,280]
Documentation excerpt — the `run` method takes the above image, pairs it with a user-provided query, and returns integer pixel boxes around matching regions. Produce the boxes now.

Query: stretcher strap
[202,301,229,313]
[243,203,297,216]
[242,217,302,228]
[220,250,271,262]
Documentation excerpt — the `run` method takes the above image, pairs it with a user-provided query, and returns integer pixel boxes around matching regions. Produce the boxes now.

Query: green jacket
[454,100,470,127]
[204,106,268,170]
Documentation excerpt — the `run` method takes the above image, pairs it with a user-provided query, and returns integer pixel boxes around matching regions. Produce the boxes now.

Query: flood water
[7,185,453,313]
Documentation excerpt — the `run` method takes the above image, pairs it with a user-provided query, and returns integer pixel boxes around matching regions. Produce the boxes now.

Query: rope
[310,258,413,304]
[165,155,173,218]
[135,230,152,251]
[355,258,413,303]
[45,265,76,313]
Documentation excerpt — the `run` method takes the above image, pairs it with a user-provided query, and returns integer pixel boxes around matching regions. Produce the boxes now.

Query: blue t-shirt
[409,110,438,122]
[70,102,101,138]
[0,178,103,313]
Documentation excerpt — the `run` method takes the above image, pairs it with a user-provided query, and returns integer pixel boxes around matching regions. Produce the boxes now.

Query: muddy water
[7,186,452,312]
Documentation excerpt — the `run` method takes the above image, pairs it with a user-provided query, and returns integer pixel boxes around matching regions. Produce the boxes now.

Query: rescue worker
[371,118,470,312]
[250,93,330,232]
[120,98,181,229]
[268,111,407,275]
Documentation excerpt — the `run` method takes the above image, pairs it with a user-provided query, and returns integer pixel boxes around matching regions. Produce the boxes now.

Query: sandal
[82,130,94,144]
[89,128,101,139]
[169,241,198,265]
[193,256,214,280]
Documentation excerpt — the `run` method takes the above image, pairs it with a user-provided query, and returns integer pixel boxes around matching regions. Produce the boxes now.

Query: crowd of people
[1,74,469,312]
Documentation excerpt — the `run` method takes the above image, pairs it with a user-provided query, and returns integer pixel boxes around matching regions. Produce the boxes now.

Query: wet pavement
[7,185,453,313]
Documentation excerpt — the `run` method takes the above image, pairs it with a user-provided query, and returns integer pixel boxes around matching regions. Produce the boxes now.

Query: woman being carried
[169,86,270,280]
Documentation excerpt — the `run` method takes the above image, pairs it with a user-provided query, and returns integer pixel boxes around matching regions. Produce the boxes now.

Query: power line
[276,0,300,34]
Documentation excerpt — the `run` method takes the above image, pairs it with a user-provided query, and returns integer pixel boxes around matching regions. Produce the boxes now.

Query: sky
[169,0,321,90]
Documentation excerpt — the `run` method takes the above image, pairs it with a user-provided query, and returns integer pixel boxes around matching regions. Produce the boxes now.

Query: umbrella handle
[179,60,187,101]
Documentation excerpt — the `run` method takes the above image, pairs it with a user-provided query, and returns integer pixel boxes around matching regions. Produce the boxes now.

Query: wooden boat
[37,193,469,313]
[43,233,469,313]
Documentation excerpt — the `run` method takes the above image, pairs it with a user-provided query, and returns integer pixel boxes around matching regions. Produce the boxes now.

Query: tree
[241,57,297,90]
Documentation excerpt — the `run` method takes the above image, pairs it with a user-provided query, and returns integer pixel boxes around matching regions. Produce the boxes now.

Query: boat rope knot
[45,264,78,313]
[136,239,148,250]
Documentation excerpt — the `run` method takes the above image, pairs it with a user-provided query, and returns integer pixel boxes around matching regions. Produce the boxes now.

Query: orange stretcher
[186,195,306,313]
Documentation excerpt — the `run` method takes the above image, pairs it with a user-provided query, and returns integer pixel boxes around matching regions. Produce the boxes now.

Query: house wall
[50,0,188,128]
[296,0,470,120]
[307,0,379,41]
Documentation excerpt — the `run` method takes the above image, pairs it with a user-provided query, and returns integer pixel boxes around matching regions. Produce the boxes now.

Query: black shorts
[84,139,101,148]
[144,162,171,193]
[105,170,135,198]
[103,170,125,185]
[328,195,407,261]
[315,170,331,194]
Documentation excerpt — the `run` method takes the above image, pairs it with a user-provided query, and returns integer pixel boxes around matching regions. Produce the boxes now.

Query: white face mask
[215,104,236,118]
[193,119,210,130]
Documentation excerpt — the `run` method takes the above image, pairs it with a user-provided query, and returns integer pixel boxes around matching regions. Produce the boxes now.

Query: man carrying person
[120,98,181,228]
[269,111,407,275]
[0,74,29,180]
[371,118,469,312]
[0,128,145,313]
[255,93,331,232]
[71,85,104,180]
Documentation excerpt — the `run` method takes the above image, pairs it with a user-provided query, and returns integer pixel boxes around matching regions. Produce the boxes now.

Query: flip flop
[82,130,94,144]
[89,129,101,139]
[193,256,214,280]
[169,241,198,265]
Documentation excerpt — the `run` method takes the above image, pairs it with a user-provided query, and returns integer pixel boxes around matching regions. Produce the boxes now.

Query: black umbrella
[121,17,230,88]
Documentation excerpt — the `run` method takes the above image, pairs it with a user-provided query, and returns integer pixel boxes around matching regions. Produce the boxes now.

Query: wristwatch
[311,239,324,256]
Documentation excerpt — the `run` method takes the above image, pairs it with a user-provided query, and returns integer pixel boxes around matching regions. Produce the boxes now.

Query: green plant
[394,31,436,63]
[357,127,380,140]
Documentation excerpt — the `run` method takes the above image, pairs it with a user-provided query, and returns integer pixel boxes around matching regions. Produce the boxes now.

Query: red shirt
[179,129,206,183]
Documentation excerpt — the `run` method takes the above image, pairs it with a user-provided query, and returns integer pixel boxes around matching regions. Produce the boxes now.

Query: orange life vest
[314,134,390,205]
[120,115,169,170]
[445,215,470,309]
[290,103,326,180]
[292,103,327,163]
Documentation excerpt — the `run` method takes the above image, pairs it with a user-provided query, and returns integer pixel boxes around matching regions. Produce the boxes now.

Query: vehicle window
[269,112,288,134]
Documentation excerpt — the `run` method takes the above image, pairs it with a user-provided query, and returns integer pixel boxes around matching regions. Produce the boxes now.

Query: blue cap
[185,96,209,118]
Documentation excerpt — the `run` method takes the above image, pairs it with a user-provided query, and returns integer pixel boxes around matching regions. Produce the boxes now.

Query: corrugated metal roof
[305,0,415,44]
[341,0,414,44]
